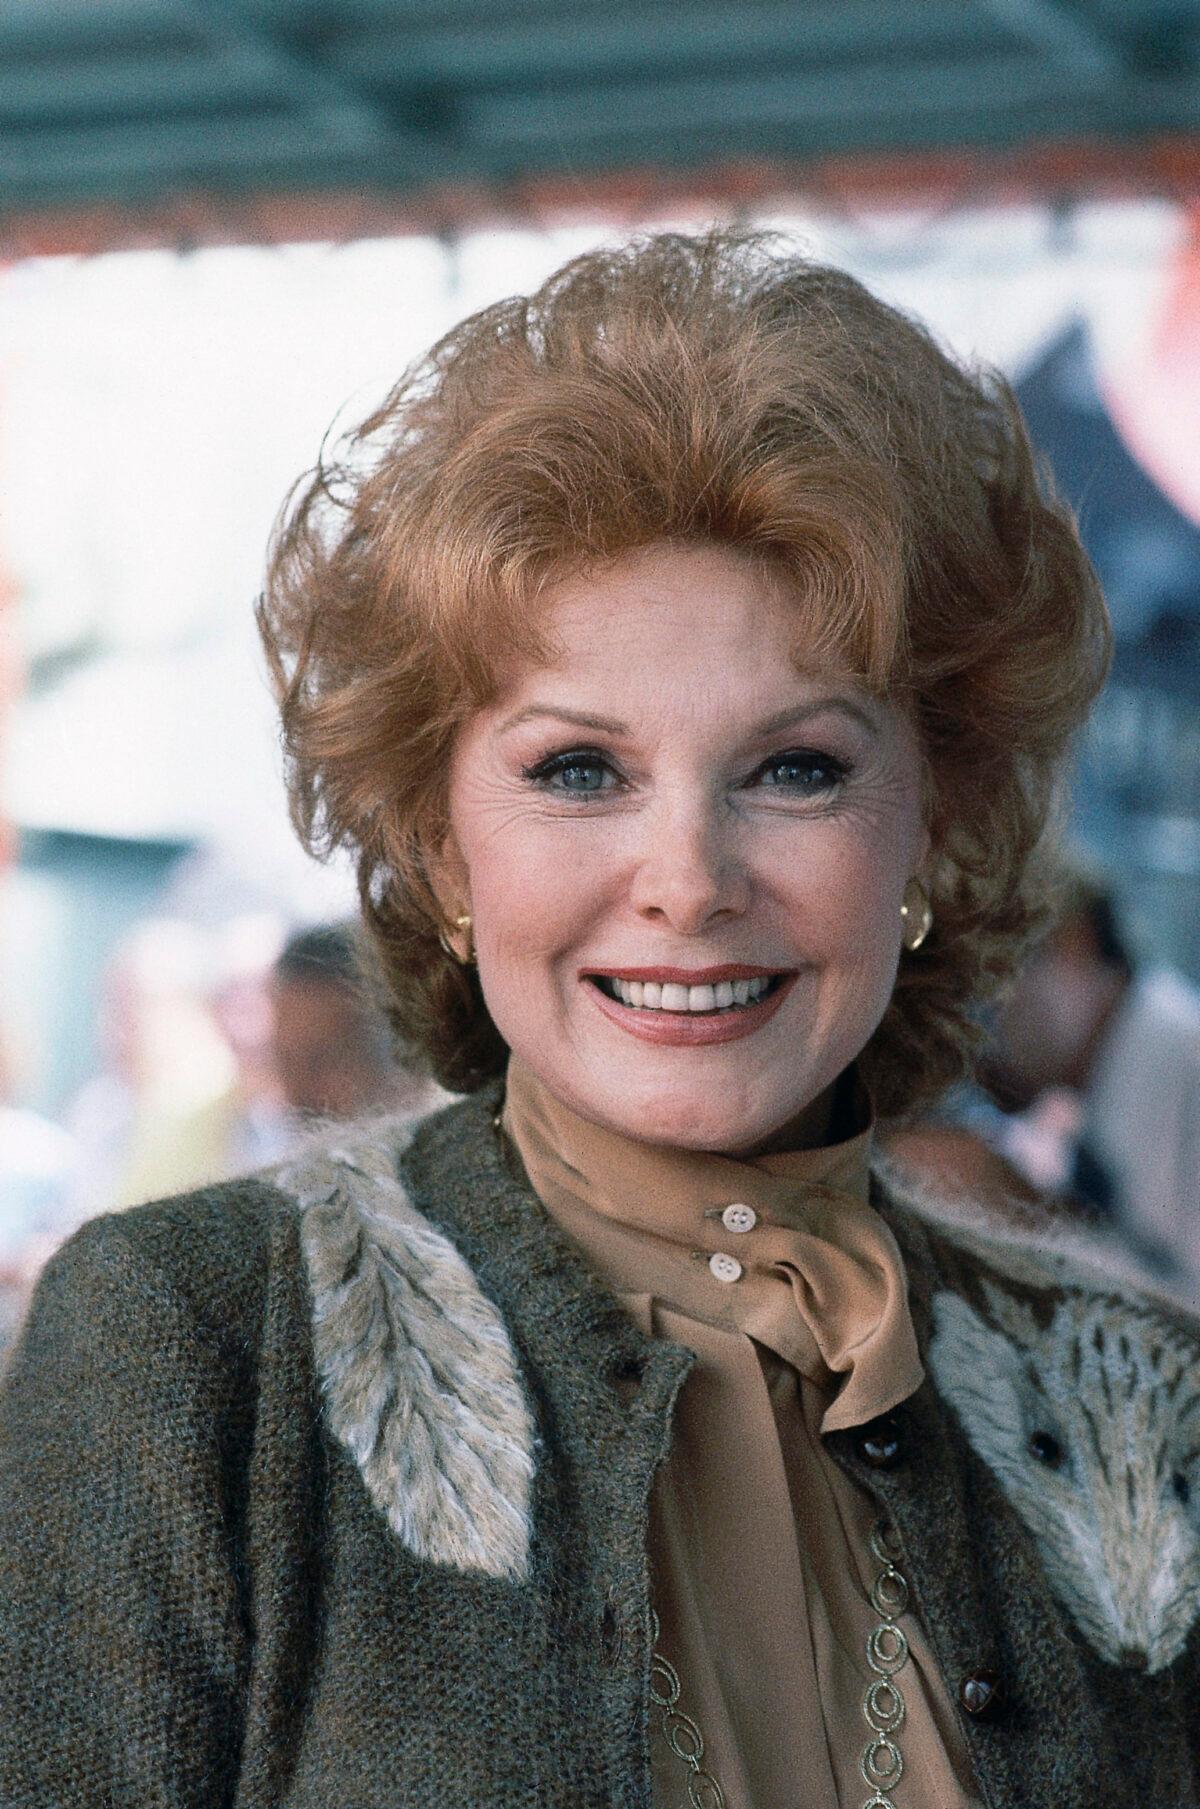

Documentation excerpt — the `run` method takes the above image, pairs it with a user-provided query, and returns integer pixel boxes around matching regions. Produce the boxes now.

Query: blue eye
[757,750,849,793]
[524,750,616,795]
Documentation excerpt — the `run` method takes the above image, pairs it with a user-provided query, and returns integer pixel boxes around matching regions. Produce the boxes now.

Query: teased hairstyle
[259,228,1110,1116]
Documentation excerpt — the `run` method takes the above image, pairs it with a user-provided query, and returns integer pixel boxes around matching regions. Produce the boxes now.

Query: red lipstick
[585,971,798,1047]
[584,963,787,984]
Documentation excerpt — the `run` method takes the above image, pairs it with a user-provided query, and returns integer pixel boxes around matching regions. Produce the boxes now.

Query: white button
[721,1203,757,1233]
[709,1252,743,1284]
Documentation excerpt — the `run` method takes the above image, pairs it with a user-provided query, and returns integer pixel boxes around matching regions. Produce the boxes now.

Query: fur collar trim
[273,1120,534,1582]
[881,1163,1200,1673]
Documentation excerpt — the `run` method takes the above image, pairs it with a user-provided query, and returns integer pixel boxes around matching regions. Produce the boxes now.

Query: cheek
[461,819,620,1060]
[468,820,613,957]
[772,821,909,967]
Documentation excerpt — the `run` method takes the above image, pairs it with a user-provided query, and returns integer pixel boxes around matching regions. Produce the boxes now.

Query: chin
[593,1082,786,1153]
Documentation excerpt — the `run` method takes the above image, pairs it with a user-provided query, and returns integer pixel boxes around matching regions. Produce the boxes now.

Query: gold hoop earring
[437,912,474,966]
[900,880,933,953]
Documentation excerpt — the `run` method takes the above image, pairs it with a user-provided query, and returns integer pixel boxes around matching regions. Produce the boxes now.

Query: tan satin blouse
[502,1058,982,1809]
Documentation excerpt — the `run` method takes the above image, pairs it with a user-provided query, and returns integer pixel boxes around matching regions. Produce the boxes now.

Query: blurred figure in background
[2,912,440,1367]
[3,922,246,1362]
[206,912,292,1172]
[0,1033,76,1228]
[881,1107,1044,1224]
[271,921,444,1124]
[0,1033,78,1356]
[66,917,244,1216]
[984,869,1200,1282]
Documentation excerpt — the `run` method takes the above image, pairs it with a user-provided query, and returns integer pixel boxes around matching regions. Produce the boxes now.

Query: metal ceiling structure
[2,0,1200,243]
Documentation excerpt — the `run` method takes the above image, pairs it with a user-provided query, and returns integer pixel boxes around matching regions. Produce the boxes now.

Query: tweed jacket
[2,1082,1200,1809]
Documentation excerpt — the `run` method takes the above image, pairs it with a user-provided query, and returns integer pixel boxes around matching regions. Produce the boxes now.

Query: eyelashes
[520,745,853,800]
[758,751,852,792]
[521,748,614,795]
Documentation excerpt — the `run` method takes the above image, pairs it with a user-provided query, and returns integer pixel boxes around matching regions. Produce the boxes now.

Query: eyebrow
[498,697,882,739]
[500,705,628,736]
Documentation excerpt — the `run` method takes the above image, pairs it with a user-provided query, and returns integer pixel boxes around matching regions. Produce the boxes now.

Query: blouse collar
[501,1057,924,1432]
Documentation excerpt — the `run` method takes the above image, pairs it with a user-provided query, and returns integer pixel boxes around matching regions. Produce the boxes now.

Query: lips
[586,964,786,984]
[582,962,796,1049]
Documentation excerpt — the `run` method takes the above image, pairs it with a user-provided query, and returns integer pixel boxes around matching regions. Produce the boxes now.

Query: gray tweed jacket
[1,1082,1199,1808]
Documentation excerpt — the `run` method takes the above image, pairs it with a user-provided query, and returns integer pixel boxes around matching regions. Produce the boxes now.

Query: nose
[627,792,748,933]
[1119,1646,1148,1672]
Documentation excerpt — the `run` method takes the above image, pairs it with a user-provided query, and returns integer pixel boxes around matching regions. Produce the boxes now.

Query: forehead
[502,541,873,703]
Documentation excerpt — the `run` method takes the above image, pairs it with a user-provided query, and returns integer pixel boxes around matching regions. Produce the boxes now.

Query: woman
[3,230,1199,1809]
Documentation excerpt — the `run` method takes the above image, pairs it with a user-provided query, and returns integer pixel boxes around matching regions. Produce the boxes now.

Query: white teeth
[607,975,776,1012]
[738,976,771,1004]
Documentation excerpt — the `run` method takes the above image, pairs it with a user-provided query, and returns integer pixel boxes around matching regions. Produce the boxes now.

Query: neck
[727,1078,840,1158]
[503,1057,869,1169]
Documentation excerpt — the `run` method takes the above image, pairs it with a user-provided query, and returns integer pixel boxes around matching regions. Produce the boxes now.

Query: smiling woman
[4,230,1200,1809]
[260,232,1106,1124]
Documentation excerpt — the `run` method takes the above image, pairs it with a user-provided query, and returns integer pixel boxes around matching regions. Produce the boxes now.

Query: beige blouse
[503,1057,982,1809]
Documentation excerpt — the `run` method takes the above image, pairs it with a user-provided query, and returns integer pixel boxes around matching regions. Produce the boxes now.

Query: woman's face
[441,541,928,1152]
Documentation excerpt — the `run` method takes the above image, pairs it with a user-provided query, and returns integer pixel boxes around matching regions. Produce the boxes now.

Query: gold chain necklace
[859,1519,912,1808]
[648,1608,727,1809]
[650,1520,913,1809]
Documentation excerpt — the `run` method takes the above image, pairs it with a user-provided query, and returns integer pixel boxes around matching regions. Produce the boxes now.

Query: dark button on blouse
[959,1670,1004,1719]
[856,1413,906,1470]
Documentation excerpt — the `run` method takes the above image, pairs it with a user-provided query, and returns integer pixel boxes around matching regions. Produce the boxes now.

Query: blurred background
[2,0,1200,1328]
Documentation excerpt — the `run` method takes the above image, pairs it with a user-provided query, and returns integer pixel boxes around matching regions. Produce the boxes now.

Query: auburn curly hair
[258,228,1110,1117]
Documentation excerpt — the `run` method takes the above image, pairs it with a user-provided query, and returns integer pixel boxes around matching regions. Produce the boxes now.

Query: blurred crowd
[885,866,1200,1296]
[3,862,1199,1360]
[0,915,445,1354]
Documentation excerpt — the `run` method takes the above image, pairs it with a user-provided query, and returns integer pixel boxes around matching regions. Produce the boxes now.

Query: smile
[583,967,797,1047]
[591,974,782,1013]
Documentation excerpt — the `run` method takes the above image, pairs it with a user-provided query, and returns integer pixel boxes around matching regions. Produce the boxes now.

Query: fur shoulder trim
[876,1161,1200,1673]
[271,1119,534,1581]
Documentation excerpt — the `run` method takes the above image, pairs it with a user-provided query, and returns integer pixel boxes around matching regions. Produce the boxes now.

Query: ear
[423,826,471,925]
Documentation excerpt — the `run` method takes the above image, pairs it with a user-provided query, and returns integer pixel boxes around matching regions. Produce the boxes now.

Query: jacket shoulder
[34,1171,298,1359]
[0,1175,301,1806]
[875,1156,1199,1326]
